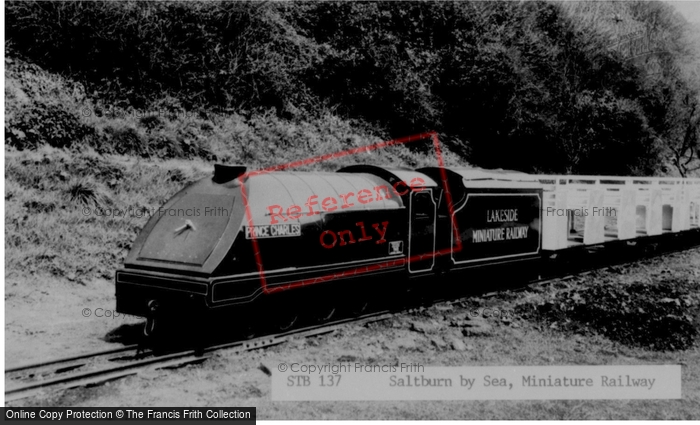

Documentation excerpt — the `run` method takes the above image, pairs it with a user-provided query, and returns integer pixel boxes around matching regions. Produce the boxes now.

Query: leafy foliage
[5,1,317,112]
[6,0,700,174]
[5,102,94,150]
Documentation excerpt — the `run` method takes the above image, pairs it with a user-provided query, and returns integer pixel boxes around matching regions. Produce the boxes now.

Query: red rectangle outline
[237,131,462,294]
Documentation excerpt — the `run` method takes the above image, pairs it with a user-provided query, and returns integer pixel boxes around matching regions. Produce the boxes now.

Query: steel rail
[4,309,396,402]
[6,237,700,402]
[5,345,140,374]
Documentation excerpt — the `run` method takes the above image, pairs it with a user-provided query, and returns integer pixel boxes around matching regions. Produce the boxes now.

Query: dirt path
[6,248,700,418]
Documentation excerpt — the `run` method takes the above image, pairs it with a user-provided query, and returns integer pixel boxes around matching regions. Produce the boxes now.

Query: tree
[668,94,700,176]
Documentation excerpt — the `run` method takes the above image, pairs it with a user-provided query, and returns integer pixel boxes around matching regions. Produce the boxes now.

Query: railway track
[4,309,398,402]
[6,238,699,403]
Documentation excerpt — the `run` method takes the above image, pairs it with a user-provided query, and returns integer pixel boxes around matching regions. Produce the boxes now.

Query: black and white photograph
[3,0,700,421]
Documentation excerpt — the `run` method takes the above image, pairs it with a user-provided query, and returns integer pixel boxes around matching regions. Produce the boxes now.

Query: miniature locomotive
[115,164,700,333]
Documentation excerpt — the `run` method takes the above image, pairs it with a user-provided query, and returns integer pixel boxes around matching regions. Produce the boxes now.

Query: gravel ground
[6,247,700,419]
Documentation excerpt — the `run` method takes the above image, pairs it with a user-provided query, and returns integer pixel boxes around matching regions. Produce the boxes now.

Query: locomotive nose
[116,171,248,322]
[136,191,236,267]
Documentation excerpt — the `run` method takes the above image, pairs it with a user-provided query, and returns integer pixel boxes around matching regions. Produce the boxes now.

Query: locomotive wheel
[403,284,430,308]
[275,306,299,332]
[239,323,257,340]
[277,313,298,332]
[303,287,337,323]
[210,308,257,341]
[348,299,370,316]
[313,305,336,323]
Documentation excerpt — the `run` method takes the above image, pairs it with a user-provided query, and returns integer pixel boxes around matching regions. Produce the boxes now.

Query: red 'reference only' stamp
[237,131,461,294]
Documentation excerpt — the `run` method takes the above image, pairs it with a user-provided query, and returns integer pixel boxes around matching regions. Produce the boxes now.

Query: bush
[6,0,698,175]
[516,279,700,351]
[5,1,318,112]
[6,102,94,150]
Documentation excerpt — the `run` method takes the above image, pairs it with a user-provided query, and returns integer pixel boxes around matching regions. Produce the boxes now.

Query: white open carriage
[460,169,700,251]
[536,175,700,250]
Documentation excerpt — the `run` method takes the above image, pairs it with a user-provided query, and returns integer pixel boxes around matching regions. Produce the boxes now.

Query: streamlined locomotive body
[116,163,700,328]
[115,164,544,321]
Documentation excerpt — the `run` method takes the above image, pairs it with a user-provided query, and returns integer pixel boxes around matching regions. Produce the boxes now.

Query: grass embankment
[5,57,462,286]
[4,56,462,368]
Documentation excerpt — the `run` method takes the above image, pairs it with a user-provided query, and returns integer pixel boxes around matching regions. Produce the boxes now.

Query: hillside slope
[7,1,700,175]
[5,56,461,288]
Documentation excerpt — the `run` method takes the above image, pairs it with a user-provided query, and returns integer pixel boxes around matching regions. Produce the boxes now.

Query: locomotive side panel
[210,208,408,305]
[115,270,209,317]
[207,169,416,306]
[451,190,542,266]
[417,167,543,268]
